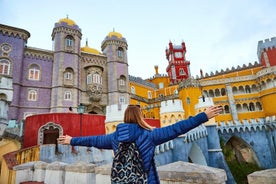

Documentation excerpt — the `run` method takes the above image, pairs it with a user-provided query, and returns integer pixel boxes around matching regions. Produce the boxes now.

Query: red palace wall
[23,113,106,148]
[23,113,161,148]
[261,47,276,67]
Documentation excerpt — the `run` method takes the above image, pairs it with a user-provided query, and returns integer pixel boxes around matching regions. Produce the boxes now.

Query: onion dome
[81,39,101,55]
[107,29,123,39]
[58,16,76,26]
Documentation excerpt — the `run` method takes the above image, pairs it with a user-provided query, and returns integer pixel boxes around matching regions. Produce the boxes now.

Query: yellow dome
[108,31,122,39]
[81,40,101,54]
[58,17,76,26]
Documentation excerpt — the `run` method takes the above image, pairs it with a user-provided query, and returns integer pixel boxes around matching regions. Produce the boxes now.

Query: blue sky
[1,0,276,79]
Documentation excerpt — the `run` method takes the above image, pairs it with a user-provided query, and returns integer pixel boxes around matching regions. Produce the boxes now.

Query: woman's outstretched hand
[204,106,223,119]
[57,135,72,145]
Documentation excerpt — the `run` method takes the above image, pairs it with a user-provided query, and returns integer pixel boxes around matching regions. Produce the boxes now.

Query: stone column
[33,161,48,182]
[158,161,227,184]
[64,161,96,184]
[206,125,235,184]
[44,161,67,184]
[13,162,35,184]
[95,164,112,184]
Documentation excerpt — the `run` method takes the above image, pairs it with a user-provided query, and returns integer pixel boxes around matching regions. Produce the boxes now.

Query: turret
[50,17,82,112]
[165,41,191,84]
[101,30,129,106]
[257,37,276,67]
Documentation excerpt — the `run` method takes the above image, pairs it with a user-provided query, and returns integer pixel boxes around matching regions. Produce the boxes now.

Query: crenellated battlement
[257,37,276,60]
[160,99,184,114]
[197,61,261,79]
[217,116,276,134]
[182,124,208,143]
[129,75,157,88]
[105,104,128,123]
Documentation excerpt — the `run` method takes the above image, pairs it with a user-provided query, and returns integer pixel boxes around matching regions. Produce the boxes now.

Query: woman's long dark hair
[124,105,153,130]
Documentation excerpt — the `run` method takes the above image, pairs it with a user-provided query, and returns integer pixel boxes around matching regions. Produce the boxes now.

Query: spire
[86,38,88,46]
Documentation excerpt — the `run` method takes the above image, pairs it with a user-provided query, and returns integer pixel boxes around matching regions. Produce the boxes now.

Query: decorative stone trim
[24,48,53,61]
[218,118,276,134]
[0,24,30,41]
[38,122,63,145]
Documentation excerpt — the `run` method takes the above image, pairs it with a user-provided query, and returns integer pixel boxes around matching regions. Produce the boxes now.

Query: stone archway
[224,136,260,166]
[188,143,207,165]
[38,122,63,145]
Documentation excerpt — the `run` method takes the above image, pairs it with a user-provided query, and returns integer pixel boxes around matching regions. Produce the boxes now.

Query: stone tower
[257,37,276,67]
[51,17,82,112]
[101,31,129,107]
[165,41,191,84]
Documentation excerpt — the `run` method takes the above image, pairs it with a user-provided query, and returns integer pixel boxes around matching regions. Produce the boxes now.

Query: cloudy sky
[1,0,276,79]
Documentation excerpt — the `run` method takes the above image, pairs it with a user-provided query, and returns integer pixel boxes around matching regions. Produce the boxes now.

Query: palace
[1,17,276,184]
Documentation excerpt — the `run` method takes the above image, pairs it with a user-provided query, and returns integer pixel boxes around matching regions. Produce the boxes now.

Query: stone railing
[12,161,227,184]
[10,159,276,184]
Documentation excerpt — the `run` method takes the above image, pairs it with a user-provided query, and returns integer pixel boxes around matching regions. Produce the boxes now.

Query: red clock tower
[165,41,191,84]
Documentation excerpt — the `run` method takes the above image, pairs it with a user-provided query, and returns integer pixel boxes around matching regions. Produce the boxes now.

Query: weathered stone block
[158,161,227,184]
[64,161,96,184]
[247,168,276,184]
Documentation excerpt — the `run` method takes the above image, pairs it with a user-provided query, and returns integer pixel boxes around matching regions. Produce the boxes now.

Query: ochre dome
[81,46,101,54]
[108,31,122,39]
[81,40,101,55]
[58,17,76,26]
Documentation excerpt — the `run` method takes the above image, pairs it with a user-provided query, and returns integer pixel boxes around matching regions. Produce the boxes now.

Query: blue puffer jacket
[71,112,208,184]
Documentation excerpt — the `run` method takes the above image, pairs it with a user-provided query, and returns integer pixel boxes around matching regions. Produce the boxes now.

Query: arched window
[65,35,74,48]
[119,75,126,86]
[245,85,251,93]
[249,102,255,111]
[224,105,230,113]
[186,97,190,105]
[64,91,72,100]
[236,104,242,113]
[209,90,214,97]
[63,68,74,86]
[238,86,244,94]
[221,88,226,96]
[0,59,10,75]
[148,91,152,99]
[28,64,40,80]
[179,68,186,75]
[131,86,135,94]
[267,78,273,88]
[215,89,220,96]
[256,102,262,111]
[251,84,258,93]
[93,73,102,84]
[64,68,73,80]
[159,82,164,89]
[28,89,38,101]
[232,86,238,95]
[119,96,125,104]
[87,74,92,84]
[117,47,124,58]
[242,103,249,112]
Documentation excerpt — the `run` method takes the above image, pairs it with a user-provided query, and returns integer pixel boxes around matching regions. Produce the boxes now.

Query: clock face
[174,52,182,58]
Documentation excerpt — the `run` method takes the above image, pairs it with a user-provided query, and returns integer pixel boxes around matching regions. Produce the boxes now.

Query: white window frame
[131,86,136,94]
[28,89,38,101]
[28,65,40,80]
[64,91,72,100]
[148,91,152,99]
[0,59,10,75]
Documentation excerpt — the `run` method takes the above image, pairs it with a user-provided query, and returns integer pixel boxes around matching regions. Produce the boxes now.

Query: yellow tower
[178,78,202,118]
